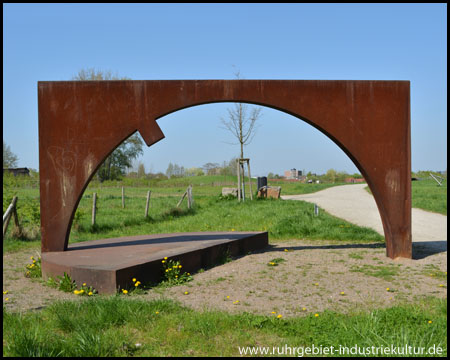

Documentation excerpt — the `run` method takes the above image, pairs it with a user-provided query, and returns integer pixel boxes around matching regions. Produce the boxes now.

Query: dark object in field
[257,176,267,190]
[38,80,411,259]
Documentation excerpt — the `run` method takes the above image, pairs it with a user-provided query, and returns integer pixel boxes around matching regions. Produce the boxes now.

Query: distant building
[3,167,30,177]
[345,177,365,183]
[284,168,303,180]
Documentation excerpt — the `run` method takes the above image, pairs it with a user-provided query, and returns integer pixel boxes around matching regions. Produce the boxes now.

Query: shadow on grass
[258,242,386,254]
[258,241,447,260]
[75,207,197,234]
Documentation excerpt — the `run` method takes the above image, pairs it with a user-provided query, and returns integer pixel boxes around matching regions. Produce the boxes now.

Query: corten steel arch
[38,80,411,259]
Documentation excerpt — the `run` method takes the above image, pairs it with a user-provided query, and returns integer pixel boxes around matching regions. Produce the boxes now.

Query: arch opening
[68,102,383,250]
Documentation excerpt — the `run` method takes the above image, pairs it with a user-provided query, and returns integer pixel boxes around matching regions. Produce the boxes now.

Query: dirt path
[3,239,447,316]
[3,184,447,316]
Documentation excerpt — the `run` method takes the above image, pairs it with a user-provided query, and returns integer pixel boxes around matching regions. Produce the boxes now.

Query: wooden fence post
[237,159,241,202]
[145,190,151,217]
[12,203,21,235]
[177,189,188,208]
[187,185,193,209]
[247,160,253,200]
[122,186,125,208]
[3,196,18,237]
[92,193,97,226]
[177,185,193,208]
[241,162,246,201]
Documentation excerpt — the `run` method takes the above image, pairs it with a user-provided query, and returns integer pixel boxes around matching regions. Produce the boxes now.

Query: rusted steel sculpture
[38,80,411,259]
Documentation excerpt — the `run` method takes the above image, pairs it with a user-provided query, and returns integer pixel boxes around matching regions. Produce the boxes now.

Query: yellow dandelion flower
[164,257,168,260]
[439,284,445,287]
[30,256,34,260]
[178,265,182,268]
[428,320,432,324]
[5,298,9,301]
[132,278,136,282]
[386,288,390,291]
[122,289,128,294]
[3,290,8,295]
[277,314,282,319]
[162,260,165,263]
[231,229,235,231]
[88,291,93,296]
[340,292,345,295]
[271,311,276,314]
[82,283,86,286]
[187,273,190,276]
[33,260,36,263]
[165,269,169,272]
[284,249,289,252]
[226,296,230,299]
[184,291,189,295]
[155,311,159,314]
[314,283,319,286]
[79,289,84,294]
[135,283,139,287]
[314,313,319,317]
[74,290,79,295]
[302,307,306,311]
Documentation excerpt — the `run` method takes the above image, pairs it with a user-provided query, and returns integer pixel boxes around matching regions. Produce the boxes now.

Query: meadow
[363,178,447,215]
[3,296,446,357]
[3,174,447,357]
[411,178,447,215]
[2,175,374,253]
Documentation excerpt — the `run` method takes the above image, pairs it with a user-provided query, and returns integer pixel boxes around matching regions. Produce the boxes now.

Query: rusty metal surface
[41,231,269,294]
[38,80,411,259]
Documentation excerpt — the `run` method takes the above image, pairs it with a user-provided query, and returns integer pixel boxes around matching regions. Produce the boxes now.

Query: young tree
[72,68,143,182]
[325,169,337,183]
[220,71,263,160]
[137,162,146,178]
[166,162,174,178]
[3,141,18,168]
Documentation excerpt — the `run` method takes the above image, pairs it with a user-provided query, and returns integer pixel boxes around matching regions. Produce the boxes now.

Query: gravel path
[282,184,447,255]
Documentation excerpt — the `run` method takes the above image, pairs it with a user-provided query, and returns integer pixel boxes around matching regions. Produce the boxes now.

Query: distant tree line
[3,141,18,168]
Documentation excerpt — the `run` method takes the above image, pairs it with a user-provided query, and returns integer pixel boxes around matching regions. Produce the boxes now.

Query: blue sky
[3,3,447,176]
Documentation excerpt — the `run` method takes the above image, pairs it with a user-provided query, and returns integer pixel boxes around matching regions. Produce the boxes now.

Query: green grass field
[3,296,447,357]
[3,175,447,252]
[411,179,447,215]
[3,177,383,253]
[364,178,447,215]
